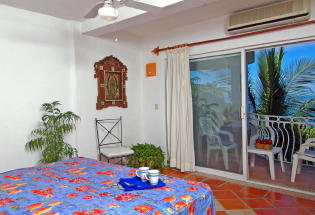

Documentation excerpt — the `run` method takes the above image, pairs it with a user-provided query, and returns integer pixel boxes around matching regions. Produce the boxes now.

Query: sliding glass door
[190,53,243,174]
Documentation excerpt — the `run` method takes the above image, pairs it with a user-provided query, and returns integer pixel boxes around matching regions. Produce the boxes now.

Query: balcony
[248,113,315,192]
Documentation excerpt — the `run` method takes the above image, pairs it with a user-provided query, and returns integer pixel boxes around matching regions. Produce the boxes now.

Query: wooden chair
[291,138,315,182]
[95,117,134,164]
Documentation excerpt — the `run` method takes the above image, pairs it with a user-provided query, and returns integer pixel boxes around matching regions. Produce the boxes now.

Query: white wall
[0,5,74,172]
[73,28,144,159]
[0,5,144,173]
[140,1,315,153]
[1,0,315,173]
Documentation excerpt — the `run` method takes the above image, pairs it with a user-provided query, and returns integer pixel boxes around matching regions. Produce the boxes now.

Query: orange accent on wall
[146,63,156,77]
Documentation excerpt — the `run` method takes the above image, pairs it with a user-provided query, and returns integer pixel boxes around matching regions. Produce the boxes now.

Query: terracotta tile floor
[161,168,315,215]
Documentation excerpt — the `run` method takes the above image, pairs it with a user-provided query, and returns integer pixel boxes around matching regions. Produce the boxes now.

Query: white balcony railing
[249,113,315,164]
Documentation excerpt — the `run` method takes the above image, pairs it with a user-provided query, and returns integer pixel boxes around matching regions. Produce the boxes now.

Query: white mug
[145,169,160,185]
[136,167,149,182]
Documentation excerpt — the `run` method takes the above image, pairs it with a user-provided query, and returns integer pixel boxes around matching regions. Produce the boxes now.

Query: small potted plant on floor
[128,143,165,169]
[25,101,80,163]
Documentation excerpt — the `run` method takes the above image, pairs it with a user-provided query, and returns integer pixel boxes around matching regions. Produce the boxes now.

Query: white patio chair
[291,138,315,182]
[248,128,285,180]
[206,128,239,170]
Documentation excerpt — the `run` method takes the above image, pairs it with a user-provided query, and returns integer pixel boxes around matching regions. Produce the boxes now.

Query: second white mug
[136,167,149,182]
[145,169,160,185]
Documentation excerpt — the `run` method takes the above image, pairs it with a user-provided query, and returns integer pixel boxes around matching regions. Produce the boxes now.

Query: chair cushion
[100,146,134,158]
[305,149,315,158]
[221,141,234,147]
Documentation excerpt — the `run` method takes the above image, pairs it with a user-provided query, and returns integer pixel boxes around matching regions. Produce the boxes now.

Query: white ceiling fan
[85,0,128,21]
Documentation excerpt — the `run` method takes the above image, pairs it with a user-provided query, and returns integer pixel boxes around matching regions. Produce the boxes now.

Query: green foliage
[249,47,315,117]
[299,124,315,138]
[128,143,165,169]
[25,101,80,163]
[191,72,229,135]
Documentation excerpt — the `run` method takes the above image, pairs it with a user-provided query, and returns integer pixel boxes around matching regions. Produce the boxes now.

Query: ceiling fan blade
[84,2,104,19]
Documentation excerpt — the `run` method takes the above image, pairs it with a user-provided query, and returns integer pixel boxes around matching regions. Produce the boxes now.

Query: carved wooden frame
[94,55,128,109]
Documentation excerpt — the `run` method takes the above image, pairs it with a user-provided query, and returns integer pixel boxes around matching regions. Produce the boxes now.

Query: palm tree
[248,47,315,117]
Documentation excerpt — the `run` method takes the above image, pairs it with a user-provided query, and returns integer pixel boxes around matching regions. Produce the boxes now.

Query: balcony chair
[291,138,315,182]
[95,117,134,164]
[248,127,285,180]
[206,128,239,170]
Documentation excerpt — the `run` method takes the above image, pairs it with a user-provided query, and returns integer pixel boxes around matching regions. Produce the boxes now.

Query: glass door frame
[191,36,315,193]
[190,48,249,181]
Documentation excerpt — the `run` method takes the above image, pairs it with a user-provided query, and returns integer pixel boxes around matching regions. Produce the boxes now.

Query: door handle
[240,106,245,119]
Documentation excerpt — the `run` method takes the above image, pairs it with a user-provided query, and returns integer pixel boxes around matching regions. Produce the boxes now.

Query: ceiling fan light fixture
[98,3,119,21]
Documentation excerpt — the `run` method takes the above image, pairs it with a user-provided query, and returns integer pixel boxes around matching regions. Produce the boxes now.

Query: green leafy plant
[128,143,165,169]
[25,101,80,163]
[248,47,315,117]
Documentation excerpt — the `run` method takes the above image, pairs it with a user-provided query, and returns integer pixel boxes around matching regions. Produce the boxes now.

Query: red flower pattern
[207,206,213,215]
[73,209,104,215]
[174,201,186,210]
[134,205,152,213]
[114,193,140,202]
[32,188,54,197]
[186,186,199,191]
[66,193,78,198]
[64,162,79,166]
[42,172,58,177]
[188,201,195,215]
[3,174,23,180]
[76,186,90,192]
[99,192,111,197]
[187,181,200,185]
[69,177,87,183]
[0,199,14,207]
[96,171,115,176]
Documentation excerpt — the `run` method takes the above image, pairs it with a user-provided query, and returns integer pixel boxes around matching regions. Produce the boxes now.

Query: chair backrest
[250,119,275,145]
[95,117,123,159]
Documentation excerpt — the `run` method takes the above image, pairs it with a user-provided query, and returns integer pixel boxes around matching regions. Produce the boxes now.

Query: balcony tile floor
[161,168,315,215]
[249,155,315,192]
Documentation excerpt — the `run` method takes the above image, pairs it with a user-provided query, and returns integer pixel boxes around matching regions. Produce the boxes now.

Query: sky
[190,41,315,90]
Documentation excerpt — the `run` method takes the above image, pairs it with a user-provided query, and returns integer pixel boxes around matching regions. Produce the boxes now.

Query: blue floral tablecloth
[0,157,215,215]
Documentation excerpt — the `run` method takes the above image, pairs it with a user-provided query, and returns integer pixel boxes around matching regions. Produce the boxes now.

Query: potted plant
[128,143,165,169]
[25,101,80,163]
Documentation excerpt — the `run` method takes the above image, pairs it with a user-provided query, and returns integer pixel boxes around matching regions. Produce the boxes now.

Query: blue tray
[118,176,165,191]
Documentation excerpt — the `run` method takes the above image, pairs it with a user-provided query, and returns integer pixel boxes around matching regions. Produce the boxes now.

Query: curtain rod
[151,20,315,56]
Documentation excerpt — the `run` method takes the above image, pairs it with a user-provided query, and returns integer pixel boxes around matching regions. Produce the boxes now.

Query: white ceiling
[123,0,278,36]
[0,0,278,37]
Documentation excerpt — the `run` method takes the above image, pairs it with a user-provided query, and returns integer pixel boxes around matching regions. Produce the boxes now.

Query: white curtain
[166,46,195,172]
